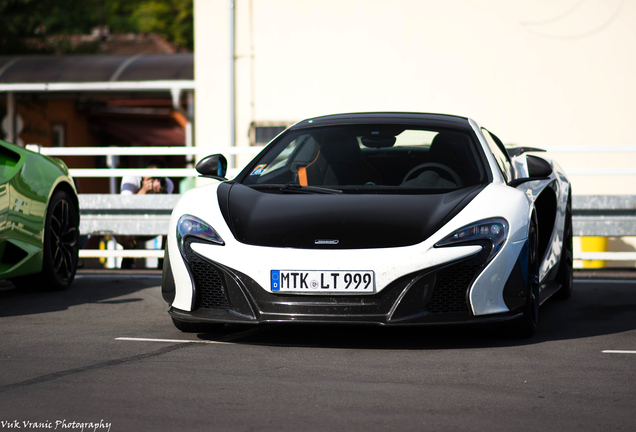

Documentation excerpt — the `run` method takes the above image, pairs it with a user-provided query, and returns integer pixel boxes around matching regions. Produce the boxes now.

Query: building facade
[194,0,636,194]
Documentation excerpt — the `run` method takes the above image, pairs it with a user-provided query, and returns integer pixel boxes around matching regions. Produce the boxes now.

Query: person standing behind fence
[120,158,174,196]
[117,158,173,269]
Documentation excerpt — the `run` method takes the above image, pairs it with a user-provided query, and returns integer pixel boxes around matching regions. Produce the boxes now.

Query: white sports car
[162,113,573,337]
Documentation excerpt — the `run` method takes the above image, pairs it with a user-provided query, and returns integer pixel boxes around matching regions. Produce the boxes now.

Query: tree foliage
[0,0,193,54]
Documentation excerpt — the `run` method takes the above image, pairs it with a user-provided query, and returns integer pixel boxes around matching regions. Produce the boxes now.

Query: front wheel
[12,190,79,291]
[32,190,79,290]
[554,193,573,300]
[514,218,540,338]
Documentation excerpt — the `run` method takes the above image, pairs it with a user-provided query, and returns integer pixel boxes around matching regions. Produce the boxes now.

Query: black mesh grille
[185,241,229,311]
[427,245,491,314]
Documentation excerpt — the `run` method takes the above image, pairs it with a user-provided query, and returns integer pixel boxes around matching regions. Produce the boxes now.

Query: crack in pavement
[0,343,196,393]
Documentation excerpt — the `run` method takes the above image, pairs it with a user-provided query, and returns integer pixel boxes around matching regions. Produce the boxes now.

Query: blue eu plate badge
[271,270,281,291]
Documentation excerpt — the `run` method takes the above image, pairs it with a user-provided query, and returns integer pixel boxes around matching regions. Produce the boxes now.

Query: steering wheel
[402,162,463,187]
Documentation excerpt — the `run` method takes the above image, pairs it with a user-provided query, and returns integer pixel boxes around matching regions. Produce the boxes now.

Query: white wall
[194,0,232,149]
[195,0,636,194]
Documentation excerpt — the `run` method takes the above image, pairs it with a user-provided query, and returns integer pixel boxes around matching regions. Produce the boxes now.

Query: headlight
[177,214,224,253]
[435,218,508,257]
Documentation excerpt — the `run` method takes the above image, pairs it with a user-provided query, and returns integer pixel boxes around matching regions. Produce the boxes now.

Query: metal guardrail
[572,195,636,237]
[76,194,636,261]
[79,194,179,236]
[572,195,636,262]
[78,194,177,259]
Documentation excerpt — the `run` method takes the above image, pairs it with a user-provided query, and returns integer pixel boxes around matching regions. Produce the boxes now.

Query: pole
[229,0,236,168]
[6,92,15,144]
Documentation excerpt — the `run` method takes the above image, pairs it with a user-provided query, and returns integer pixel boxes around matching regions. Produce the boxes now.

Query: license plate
[271,270,375,293]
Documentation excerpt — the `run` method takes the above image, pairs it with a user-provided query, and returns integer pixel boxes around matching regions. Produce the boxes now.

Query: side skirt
[539,281,562,305]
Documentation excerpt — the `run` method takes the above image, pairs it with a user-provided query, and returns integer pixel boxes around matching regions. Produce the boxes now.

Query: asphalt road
[0,271,634,432]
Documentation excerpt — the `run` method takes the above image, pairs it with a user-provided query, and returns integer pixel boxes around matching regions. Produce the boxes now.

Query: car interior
[243,126,487,191]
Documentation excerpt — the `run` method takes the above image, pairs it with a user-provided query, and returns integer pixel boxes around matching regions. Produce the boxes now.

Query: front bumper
[164,239,524,326]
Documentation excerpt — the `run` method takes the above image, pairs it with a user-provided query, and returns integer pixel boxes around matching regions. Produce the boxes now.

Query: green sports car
[0,140,79,290]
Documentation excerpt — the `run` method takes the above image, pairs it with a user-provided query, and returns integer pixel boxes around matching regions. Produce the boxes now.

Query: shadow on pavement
[195,277,636,350]
[2,270,634,350]
[0,270,162,318]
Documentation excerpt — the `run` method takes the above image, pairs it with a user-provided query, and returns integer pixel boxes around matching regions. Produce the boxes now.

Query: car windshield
[238,124,487,194]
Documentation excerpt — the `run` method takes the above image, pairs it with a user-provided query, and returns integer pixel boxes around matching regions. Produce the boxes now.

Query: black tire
[38,190,80,290]
[12,190,79,291]
[514,218,540,338]
[172,317,224,333]
[554,193,573,300]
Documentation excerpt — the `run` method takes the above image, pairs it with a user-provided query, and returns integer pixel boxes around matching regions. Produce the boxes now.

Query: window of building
[249,122,290,146]
[52,124,66,147]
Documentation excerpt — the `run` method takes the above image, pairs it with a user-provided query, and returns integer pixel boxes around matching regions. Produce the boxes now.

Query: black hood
[217,183,484,249]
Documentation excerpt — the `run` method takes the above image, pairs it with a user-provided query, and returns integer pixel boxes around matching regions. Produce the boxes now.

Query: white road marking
[602,350,636,354]
[116,337,231,345]
[116,326,269,345]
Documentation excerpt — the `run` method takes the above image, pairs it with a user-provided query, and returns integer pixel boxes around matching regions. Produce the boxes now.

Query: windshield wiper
[280,183,342,194]
[248,183,342,194]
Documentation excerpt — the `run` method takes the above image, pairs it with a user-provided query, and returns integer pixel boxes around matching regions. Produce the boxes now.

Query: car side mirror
[196,154,228,180]
[527,155,553,178]
[509,155,553,187]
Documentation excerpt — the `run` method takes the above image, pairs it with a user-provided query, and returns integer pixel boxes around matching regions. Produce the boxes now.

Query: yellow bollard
[99,236,109,265]
[581,236,607,268]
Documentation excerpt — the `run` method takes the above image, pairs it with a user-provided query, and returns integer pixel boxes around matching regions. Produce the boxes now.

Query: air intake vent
[427,245,490,314]
[1,240,28,265]
[184,242,229,311]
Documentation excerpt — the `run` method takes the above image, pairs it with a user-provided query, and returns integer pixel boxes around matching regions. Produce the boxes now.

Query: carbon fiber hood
[217,183,484,249]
